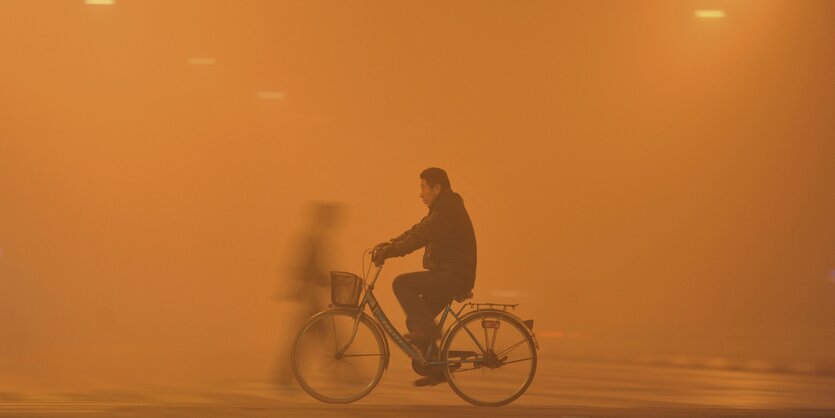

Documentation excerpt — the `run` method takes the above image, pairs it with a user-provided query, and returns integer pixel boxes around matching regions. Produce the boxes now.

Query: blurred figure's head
[420,167,451,208]
[305,201,345,231]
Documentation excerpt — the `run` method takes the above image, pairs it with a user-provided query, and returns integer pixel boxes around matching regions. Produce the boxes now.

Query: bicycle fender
[444,309,539,351]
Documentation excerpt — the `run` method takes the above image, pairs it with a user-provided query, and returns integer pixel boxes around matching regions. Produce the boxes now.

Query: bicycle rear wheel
[291,309,387,403]
[440,310,537,406]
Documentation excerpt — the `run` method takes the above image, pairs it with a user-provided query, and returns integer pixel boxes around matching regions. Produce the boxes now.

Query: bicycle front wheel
[441,310,537,406]
[291,309,387,403]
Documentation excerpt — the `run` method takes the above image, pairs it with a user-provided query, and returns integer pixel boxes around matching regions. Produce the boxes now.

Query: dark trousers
[392,270,470,343]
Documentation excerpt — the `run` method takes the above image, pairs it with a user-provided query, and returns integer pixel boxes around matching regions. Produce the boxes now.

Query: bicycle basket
[330,271,363,306]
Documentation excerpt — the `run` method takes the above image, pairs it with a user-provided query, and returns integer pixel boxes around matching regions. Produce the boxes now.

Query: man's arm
[386,203,450,258]
[389,218,426,243]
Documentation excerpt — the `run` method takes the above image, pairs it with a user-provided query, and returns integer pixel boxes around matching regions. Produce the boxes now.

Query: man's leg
[418,295,454,384]
[392,271,432,336]
[418,296,451,355]
[392,271,460,337]
[393,271,465,386]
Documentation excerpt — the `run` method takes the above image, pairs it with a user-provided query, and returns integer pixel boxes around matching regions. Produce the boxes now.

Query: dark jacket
[387,188,477,287]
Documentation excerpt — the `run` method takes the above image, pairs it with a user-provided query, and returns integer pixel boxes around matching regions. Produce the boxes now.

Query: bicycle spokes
[442,311,537,406]
[292,310,387,403]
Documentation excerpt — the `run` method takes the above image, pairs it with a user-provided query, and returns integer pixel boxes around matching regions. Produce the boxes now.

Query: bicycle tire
[291,309,387,403]
[440,309,537,406]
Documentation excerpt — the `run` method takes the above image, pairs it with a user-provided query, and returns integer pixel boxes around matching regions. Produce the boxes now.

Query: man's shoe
[413,374,445,387]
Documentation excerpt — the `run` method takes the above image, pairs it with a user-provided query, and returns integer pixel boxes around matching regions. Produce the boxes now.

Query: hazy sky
[1,1,833,382]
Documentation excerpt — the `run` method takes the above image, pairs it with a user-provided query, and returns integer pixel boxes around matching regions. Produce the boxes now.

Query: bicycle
[290,246,539,406]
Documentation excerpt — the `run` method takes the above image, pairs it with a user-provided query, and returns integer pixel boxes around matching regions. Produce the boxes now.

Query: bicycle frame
[338,264,480,369]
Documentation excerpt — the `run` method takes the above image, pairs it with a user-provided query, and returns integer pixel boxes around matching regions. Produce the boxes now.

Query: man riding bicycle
[372,167,477,387]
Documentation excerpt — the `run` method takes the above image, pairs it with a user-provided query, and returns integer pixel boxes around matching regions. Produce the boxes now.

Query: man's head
[419,167,451,208]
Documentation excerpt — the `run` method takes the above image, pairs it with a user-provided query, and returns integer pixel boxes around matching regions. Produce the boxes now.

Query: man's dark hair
[420,167,452,191]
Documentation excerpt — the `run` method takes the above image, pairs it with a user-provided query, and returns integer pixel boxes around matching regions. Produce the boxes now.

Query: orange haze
[1,0,833,384]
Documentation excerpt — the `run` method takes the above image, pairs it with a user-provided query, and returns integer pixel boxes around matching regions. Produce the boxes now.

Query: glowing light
[256,91,286,100]
[187,57,216,65]
[695,10,726,18]
[84,0,115,4]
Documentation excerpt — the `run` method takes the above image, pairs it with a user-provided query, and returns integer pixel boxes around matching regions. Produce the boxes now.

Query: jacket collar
[429,188,453,211]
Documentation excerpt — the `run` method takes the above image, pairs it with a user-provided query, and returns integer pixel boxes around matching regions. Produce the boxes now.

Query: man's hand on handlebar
[372,241,393,266]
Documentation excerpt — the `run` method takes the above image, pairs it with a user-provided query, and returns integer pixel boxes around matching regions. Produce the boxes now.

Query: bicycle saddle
[454,290,474,303]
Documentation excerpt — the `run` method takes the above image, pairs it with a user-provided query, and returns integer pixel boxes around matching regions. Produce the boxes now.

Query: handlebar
[370,242,389,267]
[364,246,385,288]
[371,244,385,267]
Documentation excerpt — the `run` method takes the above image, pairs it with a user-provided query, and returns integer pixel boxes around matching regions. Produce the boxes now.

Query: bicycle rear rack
[464,302,519,312]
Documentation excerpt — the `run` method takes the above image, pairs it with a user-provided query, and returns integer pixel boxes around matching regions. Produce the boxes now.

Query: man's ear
[433,184,442,193]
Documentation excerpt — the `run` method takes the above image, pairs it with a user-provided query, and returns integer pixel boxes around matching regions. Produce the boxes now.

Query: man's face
[420,179,441,208]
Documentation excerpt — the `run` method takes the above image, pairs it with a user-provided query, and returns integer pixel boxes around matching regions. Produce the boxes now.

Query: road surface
[2,353,833,417]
